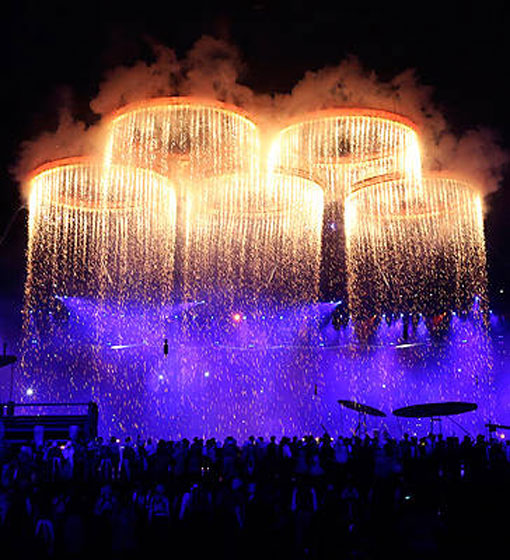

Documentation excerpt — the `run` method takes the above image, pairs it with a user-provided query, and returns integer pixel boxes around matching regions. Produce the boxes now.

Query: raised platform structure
[0,401,98,442]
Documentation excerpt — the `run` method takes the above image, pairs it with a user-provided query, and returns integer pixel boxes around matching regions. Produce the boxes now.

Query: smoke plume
[13,36,508,198]
[13,108,106,194]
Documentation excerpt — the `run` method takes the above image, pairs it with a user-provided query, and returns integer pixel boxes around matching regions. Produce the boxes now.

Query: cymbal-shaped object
[338,400,386,417]
[393,402,477,418]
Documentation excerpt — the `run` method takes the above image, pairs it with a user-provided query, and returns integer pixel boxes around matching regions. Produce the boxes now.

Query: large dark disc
[0,355,16,368]
[393,402,478,418]
[338,400,387,417]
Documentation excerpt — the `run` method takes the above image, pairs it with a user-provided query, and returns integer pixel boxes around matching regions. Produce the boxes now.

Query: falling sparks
[104,97,260,177]
[271,109,422,297]
[184,171,323,311]
[20,98,494,438]
[25,157,177,312]
[345,173,487,324]
[421,175,488,313]
[271,108,422,201]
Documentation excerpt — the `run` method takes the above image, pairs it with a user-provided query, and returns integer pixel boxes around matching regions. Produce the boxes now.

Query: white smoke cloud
[13,36,508,198]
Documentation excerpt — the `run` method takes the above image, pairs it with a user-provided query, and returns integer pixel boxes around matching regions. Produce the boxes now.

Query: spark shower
[21,97,493,438]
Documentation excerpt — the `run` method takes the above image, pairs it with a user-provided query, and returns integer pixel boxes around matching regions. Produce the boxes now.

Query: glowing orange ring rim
[346,173,482,217]
[347,172,481,200]
[107,96,258,128]
[312,153,397,166]
[32,201,171,212]
[278,107,420,136]
[27,156,175,186]
[348,207,480,221]
[188,171,324,214]
[26,156,94,183]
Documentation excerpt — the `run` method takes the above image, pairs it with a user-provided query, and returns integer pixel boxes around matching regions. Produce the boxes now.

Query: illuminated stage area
[19,97,500,438]
[20,297,502,438]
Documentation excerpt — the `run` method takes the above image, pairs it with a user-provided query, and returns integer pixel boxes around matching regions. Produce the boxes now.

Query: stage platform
[0,402,98,442]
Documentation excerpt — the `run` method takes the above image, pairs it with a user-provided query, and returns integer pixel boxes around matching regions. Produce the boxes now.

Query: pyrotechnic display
[184,171,324,310]
[271,109,422,296]
[20,95,494,437]
[6,8,510,557]
[25,157,176,312]
[344,173,487,322]
[272,109,422,200]
[104,98,260,178]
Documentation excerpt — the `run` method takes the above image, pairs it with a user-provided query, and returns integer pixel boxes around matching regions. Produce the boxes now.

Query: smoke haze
[13,35,508,198]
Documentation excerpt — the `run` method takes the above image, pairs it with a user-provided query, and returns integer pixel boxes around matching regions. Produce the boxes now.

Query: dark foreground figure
[0,431,509,559]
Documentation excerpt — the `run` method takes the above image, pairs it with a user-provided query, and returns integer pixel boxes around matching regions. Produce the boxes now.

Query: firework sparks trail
[184,171,323,311]
[23,158,176,415]
[270,109,422,297]
[104,97,261,300]
[25,157,176,311]
[345,173,487,323]
[19,98,493,438]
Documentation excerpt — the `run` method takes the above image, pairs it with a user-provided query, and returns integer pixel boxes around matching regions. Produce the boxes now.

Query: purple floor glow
[12,296,510,440]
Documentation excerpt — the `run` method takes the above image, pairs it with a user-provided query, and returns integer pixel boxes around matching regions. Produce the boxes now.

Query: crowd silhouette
[0,430,509,559]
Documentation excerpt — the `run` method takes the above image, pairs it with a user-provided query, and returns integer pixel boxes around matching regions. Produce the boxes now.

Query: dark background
[1,0,509,341]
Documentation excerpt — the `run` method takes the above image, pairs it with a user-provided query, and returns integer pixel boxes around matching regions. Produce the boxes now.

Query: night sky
[1,0,509,336]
